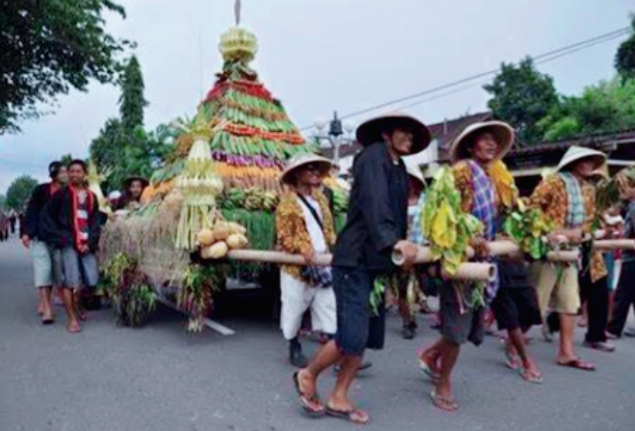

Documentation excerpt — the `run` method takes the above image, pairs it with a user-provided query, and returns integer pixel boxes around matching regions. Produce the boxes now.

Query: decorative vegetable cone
[174,109,225,250]
[180,24,314,195]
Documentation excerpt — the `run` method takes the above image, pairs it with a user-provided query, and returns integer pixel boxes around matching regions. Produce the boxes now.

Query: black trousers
[579,268,609,343]
[608,261,635,337]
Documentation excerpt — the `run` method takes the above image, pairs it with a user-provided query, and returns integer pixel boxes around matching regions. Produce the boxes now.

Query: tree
[484,57,559,144]
[90,119,175,191]
[89,55,172,192]
[5,175,38,210]
[616,16,635,80]
[0,194,5,209]
[60,154,73,166]
[119,56,147,134]
[0,0,131,132]
[539,77,635,141]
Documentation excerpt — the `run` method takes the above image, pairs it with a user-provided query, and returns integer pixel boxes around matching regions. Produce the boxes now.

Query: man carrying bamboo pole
[275,153,338,368]
[419,121,543,411]
[292,112,427,425]
[529,146,609,370]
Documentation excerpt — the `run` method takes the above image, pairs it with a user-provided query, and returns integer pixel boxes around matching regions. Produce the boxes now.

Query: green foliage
[180,264,225,332]
[60,154,74,166]
[89,56,175,192]
[422,167,483,275]
[0,194,5,209]
[5,175,38,210]
[119,56,147,134]
[484,57,559,144]
[0,0,131,132]
[616,16,635,80]
[100,252,157,327]
[539,77,635,141]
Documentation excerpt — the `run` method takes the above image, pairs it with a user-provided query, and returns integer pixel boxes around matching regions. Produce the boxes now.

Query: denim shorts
[53,247,99,290]
[332,267,385,356]
[30,240,62,288]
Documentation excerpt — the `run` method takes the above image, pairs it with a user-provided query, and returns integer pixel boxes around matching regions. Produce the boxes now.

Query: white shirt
[297,195,327,254]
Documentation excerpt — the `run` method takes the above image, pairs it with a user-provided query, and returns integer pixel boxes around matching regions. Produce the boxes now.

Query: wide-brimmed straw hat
[406,163,426,189]
[355,111,431,155]
[123,176,150,190]
[556,146,606,173]
[449,121,514,163]
[280,153,337,185]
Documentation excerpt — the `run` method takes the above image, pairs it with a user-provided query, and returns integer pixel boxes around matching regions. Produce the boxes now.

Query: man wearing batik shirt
[40,160,101,334]
[529,146,611,370]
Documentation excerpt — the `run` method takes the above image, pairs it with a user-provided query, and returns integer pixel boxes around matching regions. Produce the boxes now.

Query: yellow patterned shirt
[275,190,336,281]
[529,175,607,282]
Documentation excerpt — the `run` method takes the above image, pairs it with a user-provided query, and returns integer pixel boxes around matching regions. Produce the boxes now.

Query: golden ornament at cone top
[219,26,258,62]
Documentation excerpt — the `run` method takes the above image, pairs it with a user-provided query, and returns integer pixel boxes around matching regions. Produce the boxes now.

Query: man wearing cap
[293,112,426,424]
[529,146,611,370]
[21,161,68,323]
[275,153,338,368]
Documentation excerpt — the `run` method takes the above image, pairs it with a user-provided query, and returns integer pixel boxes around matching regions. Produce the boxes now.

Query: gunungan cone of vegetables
[175,109,225,250]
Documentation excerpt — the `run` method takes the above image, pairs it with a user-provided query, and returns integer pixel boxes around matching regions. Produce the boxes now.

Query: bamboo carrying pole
[226,250,495,282]
[594,239,635,251]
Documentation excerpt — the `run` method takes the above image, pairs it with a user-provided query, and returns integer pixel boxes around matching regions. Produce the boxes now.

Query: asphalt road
[1,237,634,431]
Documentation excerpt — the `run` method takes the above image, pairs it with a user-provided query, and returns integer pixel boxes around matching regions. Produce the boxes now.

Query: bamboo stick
[446,262,497,282]
[594,239,635,251]
[224,249,494,281]
[226,249,332,266]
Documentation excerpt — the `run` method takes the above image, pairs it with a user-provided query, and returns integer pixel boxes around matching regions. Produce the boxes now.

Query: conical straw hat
[405,162,425,189]
[280,153,336,185]
[449,121,514,163]
[356,111,431,155]
[556,146,606,172]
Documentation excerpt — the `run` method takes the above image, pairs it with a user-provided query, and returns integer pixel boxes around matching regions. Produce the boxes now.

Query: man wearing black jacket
[40,160,101,333]
[21,161,67,323]
[293,112,430,424]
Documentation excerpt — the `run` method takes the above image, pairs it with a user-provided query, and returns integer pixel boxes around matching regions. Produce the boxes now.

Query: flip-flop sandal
[418,358,440,381]
[325,406,370,425]
[557,358,595,371]
[430,390,459,412]
[504,349,521,371]
[292,372,324,417]
[518,368,543,384]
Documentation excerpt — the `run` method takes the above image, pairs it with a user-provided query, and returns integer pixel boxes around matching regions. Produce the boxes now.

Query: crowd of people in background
[17,159,149,333]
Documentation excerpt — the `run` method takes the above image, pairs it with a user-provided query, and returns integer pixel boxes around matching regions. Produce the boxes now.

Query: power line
[389,27,629,113]
[300,26,630,130]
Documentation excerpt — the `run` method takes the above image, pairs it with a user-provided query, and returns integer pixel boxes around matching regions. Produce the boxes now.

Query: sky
[0,0,633,193]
